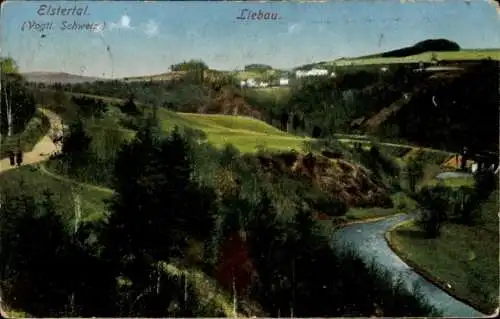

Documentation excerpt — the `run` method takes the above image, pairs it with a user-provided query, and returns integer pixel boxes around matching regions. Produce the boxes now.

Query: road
[335,135,450,154]
[0,108,63,174]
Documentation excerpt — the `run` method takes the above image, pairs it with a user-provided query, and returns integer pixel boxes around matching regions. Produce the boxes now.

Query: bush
[416,185,451,237]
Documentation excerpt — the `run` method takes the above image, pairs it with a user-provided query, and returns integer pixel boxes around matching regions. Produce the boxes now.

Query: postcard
[0,0,498,318]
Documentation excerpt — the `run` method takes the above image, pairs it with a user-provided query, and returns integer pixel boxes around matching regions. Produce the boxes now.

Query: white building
[295,68,329,78]
[279,78,289,86]
[246,78,257,87]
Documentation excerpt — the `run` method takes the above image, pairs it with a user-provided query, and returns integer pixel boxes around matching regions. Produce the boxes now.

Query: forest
[0,54,498,317]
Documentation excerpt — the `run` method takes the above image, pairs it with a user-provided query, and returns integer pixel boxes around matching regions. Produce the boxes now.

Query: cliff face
[251,151,392,208]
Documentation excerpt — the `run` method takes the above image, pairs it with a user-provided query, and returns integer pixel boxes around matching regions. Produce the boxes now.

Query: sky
[1,0,499,78]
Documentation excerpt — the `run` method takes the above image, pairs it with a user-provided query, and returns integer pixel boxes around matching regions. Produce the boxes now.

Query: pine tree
[102,123,216,288]
[62,120,92,169]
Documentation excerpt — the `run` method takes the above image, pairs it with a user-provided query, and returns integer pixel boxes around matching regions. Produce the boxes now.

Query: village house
[279,78,289,86]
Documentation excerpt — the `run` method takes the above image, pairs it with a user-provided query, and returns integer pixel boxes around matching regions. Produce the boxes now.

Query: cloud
[143,20,159,37]
[110,14,133,30]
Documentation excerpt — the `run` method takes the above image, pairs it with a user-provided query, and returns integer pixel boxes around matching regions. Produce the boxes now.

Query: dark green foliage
[102,122,216,274]
[406,153,426,193]
[0,187,115,317]
[416,185,449,237]
[474,170,497,202]
[61,120,92,169]
[71,96,108,118]
[245,197,440,316]
[394,60,498,154]
[244,64,273,73]
[171,59,208,72]
[120,95,141,116]
[454,185,480,225]
[0,72,37,136]
[307,192,348,217]
[56,116,126,188]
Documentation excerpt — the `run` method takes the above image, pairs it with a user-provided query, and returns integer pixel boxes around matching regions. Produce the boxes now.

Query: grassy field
[230,69,281,81]
[424,176,475,188]
[246,87,291,99]
[327,50,500,66]
[388,190,499,314]
[154,109,312,153]
[341,192,417,222]
[0,164,112,222]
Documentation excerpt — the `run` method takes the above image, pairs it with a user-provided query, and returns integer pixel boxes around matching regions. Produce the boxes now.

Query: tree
[61,120,92,170]
[474,170,496,202]
[416,186,450,237]
[454,186,479,225]
[121,95,140,115]
[406,153,425,193]
[1,58,37,138]
[0,57,19,73]
[102,122,217,302]
[0,189,73,315]
[312,126,322,138]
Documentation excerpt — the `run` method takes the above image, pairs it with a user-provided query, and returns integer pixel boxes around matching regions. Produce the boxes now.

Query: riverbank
[385,210,498,315]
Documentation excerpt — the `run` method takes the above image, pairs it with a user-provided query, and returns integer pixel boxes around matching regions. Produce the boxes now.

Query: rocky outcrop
[252,151,392,208]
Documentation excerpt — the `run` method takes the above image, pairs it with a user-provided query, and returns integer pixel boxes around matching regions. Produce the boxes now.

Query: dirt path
[0,108,63,174]
[38,163,115,195]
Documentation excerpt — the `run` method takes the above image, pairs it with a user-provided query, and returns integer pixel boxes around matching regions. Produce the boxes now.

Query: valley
[0,1,499,317]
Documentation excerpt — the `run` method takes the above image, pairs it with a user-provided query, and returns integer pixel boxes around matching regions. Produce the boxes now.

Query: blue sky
[1,0,499,78]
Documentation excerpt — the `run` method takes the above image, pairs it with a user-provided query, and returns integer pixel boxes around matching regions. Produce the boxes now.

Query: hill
[356,39,461,59]
[293,40,499,70]
[21,72,105,84]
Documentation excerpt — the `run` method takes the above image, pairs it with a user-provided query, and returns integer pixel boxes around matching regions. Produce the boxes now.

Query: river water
[331,213,486,317]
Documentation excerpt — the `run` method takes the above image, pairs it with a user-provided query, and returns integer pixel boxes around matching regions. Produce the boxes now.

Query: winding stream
[332,212,485,317]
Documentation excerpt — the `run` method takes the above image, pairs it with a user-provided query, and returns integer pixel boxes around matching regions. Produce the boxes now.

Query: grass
[159,262,249,317]
[424,176,475,188]
[39,90,309,154]
[230,69,280,81]
[246,87,291,100]
[388,190,499,314]
[0,110,50,159]
[156,109,310,153]
[345,192,417,221]
[0,164,112,222]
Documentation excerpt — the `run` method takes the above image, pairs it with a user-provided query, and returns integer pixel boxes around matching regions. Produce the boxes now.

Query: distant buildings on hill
[295,68,329,77]
[239,68,338,88]
[240,77,289,88]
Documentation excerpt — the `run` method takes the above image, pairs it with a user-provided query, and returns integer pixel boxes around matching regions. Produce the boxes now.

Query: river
[331,213,485,317]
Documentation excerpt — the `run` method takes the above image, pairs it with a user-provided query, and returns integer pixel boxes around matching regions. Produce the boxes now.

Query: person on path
[16,150,23,167]
[8,151,15,167]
